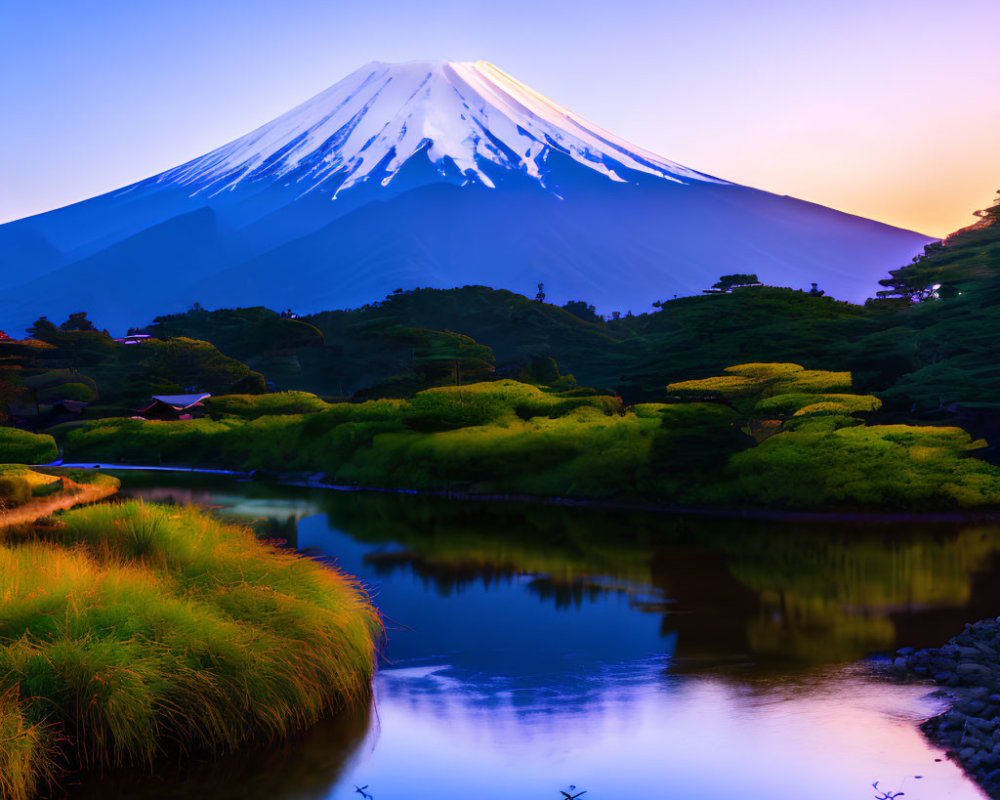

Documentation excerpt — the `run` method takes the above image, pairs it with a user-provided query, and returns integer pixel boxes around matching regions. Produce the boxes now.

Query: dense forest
[1,191,999,509]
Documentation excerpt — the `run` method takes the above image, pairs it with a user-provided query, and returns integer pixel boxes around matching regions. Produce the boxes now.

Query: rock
[897,646,915,656]
[958,663,993,679]
[974,642,998,658]
[961,747,977,760]
[960,700,988,716]
[893,656,908,672]
[970,717,996,733]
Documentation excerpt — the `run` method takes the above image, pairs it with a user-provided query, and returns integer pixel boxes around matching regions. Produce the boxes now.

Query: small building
[136,393,211,421]
[43,400,89,427]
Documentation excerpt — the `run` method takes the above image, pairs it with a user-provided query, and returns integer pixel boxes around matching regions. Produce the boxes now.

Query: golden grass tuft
[0,500,381,798]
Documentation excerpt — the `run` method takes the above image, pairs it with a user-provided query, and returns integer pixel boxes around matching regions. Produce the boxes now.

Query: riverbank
[896,619,1000,799]
[55,371,1000,513]
[61,462,1000,525]
[0,500,381,800]
[0,468,119,528]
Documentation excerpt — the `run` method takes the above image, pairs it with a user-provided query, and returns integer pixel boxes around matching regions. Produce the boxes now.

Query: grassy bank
[1,466,121,530]
[0,429,57,467]
[57,368,1000,511]
[0,501,381,800]
[0,465,62,510]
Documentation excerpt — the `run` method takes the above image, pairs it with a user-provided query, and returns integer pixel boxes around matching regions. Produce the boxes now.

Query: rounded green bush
[0,429,58,465]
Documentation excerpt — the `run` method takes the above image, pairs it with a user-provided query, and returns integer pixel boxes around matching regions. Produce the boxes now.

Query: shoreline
[53,461,1000,525]
[0,498,381,800]
[896,619,1000,799]
[0,475,119,529]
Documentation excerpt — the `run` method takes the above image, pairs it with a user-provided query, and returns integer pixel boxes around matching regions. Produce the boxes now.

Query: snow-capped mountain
[161,60,723,195]
[0,60,933,334]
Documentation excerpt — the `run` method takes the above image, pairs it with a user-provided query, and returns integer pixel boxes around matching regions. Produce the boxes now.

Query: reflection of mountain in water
[109,475,993,800]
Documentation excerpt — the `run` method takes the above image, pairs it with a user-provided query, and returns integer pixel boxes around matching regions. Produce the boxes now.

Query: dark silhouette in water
[872,781,904,799]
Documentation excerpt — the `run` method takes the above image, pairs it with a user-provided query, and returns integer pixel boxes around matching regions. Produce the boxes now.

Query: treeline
[52,366,1000,510]
[2,192,998,434]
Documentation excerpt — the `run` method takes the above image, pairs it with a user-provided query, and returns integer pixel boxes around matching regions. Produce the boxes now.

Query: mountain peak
[156,59,725,199]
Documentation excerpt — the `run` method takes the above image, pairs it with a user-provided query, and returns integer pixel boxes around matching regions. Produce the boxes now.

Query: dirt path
[0,479,118,528]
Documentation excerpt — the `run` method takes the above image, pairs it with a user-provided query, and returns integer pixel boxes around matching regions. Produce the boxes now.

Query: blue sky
[2,0,999,235]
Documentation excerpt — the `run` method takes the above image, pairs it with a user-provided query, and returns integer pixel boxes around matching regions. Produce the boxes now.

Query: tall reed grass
[0,500,381,798]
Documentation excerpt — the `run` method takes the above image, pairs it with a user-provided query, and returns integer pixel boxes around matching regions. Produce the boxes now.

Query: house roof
[149,393,211,410]
[52,400,88,413]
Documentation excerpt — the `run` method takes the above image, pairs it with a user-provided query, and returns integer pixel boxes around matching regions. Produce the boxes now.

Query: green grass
[0,429,57,466]
[0,465,65,510]
[55,369,1000,511]
[0,500,381,798]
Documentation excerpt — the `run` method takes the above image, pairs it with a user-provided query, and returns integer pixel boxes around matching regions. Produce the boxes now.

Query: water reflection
[66,706,371,800]
[100,474,1000,799]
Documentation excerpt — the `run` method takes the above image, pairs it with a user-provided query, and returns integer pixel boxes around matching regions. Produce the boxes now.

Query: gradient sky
[2,0,999,237]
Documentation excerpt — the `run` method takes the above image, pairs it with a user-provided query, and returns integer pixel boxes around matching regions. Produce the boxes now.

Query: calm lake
[64,473,997,800]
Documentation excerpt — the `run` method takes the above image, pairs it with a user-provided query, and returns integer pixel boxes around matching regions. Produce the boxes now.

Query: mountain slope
[0,60,933,333]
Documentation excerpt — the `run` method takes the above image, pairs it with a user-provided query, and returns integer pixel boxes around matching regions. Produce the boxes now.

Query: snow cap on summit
[160,59,725,197]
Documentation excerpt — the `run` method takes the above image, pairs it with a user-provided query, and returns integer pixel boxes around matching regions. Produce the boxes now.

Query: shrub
[755,392,881,417]
[724,363,805,379]
[41,382,97,403]
[721,424,1000,509]
[0,429,58,465]
[205,392,330,419]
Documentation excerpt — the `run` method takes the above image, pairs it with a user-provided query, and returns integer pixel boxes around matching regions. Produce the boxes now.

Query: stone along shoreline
[897,618,1000,799]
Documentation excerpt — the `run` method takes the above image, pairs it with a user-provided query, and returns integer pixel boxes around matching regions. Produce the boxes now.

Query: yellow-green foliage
[205,391,330,419]
[755,393,881,417]
[669,362,860,429]
[724,363,805,379]
[769,369,852,395]
[403,380,620,431]
[724,424,1000,509]
[0,501,380,795]
[0,466,63,510]
[663,363,1000,509]
[337,405,658,497]
[792,401,854,417]
[0,429,57,466]
[669,363,853,404]
[55,371,1000,510]
[666,374,759,397]
[0,466,60,491]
